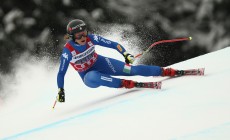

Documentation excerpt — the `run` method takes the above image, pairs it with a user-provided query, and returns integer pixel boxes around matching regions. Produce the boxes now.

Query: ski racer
[56,19,180,102]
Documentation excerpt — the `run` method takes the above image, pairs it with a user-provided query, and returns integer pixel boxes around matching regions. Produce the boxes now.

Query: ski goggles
[74,31,87,40]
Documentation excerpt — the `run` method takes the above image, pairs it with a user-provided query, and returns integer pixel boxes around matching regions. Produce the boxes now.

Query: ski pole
[135,37,192,59]
[52,99,57,110]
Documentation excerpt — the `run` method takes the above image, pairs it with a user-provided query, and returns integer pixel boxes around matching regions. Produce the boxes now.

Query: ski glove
[57,88,65,102]
[123,52,135,64]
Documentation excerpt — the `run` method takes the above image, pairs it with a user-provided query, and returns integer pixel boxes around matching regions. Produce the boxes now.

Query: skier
[56,19,181,102]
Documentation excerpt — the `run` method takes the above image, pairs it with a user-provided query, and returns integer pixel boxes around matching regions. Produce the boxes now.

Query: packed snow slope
[0,47,230,140]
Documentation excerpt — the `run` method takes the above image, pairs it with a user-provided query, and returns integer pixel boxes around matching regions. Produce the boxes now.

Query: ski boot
[120,79,136,89]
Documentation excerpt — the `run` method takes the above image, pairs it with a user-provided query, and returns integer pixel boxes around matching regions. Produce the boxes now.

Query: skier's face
[74,31,87,45]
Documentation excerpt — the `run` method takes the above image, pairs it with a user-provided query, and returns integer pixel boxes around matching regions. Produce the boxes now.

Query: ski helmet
[66,19,87,39]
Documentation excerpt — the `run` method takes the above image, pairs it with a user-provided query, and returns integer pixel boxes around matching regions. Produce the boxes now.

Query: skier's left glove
[123,52,135,64]
[57,88,65,102]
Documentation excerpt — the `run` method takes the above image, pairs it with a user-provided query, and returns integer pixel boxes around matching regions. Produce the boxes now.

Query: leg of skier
[81,70,138,88]
[80,55,178,88]
[83,70,122,88]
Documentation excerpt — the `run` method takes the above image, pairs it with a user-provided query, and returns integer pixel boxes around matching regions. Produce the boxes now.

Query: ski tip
[189,36,192,40]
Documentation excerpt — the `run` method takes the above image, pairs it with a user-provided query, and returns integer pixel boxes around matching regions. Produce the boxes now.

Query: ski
[176,68,205,76]
[135,81,162,89]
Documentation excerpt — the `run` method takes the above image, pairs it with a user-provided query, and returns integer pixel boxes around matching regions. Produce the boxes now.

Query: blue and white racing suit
[57,34,162,88]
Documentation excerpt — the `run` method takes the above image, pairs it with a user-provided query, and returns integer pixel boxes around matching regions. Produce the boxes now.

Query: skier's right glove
[57,88,65,102]
[123,52,135,64]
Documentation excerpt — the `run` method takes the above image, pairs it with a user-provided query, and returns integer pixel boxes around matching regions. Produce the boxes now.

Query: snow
[0,46,230,140]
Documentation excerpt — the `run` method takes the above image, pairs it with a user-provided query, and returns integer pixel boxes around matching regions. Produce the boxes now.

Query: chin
[79,41,86,45]
[76,39,86,45]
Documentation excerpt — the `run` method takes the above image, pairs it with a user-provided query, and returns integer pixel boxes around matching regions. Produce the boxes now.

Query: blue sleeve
[57,48,71,88]
[88,34,126,55]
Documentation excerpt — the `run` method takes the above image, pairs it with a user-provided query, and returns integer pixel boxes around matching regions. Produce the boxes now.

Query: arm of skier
[56,48,71,102]
[89,34,135,64]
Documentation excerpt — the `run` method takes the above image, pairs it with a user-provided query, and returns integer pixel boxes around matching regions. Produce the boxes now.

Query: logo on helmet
[71,23,86,31]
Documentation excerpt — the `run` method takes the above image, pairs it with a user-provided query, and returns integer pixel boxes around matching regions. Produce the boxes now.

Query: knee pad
[84,71,100,88]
